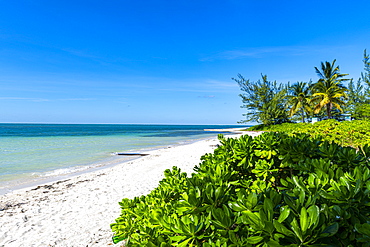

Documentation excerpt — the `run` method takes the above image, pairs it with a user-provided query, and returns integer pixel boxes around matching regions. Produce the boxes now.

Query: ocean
[0,124,249,194]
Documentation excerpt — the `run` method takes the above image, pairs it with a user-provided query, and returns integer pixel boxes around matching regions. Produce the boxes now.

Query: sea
[0,123,249,194]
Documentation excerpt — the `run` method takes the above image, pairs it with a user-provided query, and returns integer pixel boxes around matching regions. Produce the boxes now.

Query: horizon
[0,122,252,125]
[0,1,369,124]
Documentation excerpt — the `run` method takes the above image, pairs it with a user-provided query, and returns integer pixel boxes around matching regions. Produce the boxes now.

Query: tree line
[234,50,370,125]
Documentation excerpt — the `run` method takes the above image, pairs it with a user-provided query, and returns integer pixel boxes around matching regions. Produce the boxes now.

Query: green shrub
[247,119,370,149]
[111,132,370,246]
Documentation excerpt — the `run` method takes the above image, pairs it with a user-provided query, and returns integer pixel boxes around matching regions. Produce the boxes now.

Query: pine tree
[234,74,289,125]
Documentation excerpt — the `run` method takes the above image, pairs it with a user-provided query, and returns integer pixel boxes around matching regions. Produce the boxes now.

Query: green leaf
[291,218,304,242]
[293,176,308,193]
[307,205,319,228]
[247,236,264,244]
[298,190,305,205]
[266,239,282,247]
[228,202,246,212]
[147,241,157,247]
[278,206,290,223]
[264,198,274,221]
[355,223,370,236]
[215,186,223,200]
[280,178,288,187]
[112,234,127,244]
[215,164,222,177]
[319,190,336,200]
[244,211,263,229]
[321,223,339,237]
[170,235,188,242]
[221,205,232,228]
[177,238,191,247]
[273,220,294,237]
[300,207,308,233]
[229,231,240,244]
[246,193,258,209]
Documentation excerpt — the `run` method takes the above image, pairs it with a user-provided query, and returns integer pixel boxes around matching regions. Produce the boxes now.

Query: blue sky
[0,0,369,124]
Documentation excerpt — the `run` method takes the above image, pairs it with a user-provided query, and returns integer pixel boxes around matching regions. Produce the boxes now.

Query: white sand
[0,132,260,247]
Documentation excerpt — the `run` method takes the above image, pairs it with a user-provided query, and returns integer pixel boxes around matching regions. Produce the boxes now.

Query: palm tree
[312,59,349,119]
[286,82,312,122]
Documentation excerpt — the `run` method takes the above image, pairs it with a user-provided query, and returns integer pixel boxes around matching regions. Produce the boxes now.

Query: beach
[0,131,259,247]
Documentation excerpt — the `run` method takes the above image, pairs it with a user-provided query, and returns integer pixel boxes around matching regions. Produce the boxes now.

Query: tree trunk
[300,99,305,123]
[327,103,332,119]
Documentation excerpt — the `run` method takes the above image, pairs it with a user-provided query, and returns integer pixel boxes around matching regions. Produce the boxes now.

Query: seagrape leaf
[300,207,308,233]
[177,238,191,247]
[228,201,247,212]
[321,223,339,237]
[112,234,127,244]
[291,218,303,242]
[228,231,240,245]
[244,211,263,230]
[263,198,274,221]
[355,223,370,236]
[293,176,308,193]
[246,192,258,209]
[307,205,319,228]
[273,220,294,237]
[278,206,290,223]
[265,239,281,247]
[247,236,264,244]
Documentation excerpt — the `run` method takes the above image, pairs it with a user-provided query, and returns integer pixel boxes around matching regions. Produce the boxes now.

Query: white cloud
[0,97,50,102]
[58,98,95,101]
[0,97,95,102]
[200,45,354,61]
[198,95,215,98]
[205,79,238,89]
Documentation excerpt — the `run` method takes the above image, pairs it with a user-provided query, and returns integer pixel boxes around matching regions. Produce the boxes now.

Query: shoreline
[0,132,261,246]
[0,130,236,196]
[0,132,261,247]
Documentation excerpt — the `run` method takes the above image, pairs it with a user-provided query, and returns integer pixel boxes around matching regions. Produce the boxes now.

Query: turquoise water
[0,124,248,193]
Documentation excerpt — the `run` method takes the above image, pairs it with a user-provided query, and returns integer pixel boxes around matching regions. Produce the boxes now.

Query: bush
[111,132,370,246]
[247,119,370,149]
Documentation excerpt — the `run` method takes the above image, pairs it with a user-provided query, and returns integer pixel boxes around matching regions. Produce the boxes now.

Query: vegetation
[236,50,370,124]
[347,50,370,119]
[361,50,370,92]
[312,59,349,119]
[286,82,312,123]
[111,132,370,246]
[110,50,370,246]
[233,74,289,125]
[247,119,370,149]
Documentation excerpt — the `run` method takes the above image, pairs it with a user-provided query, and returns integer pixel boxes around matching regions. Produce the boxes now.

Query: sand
[0,132,260,247]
